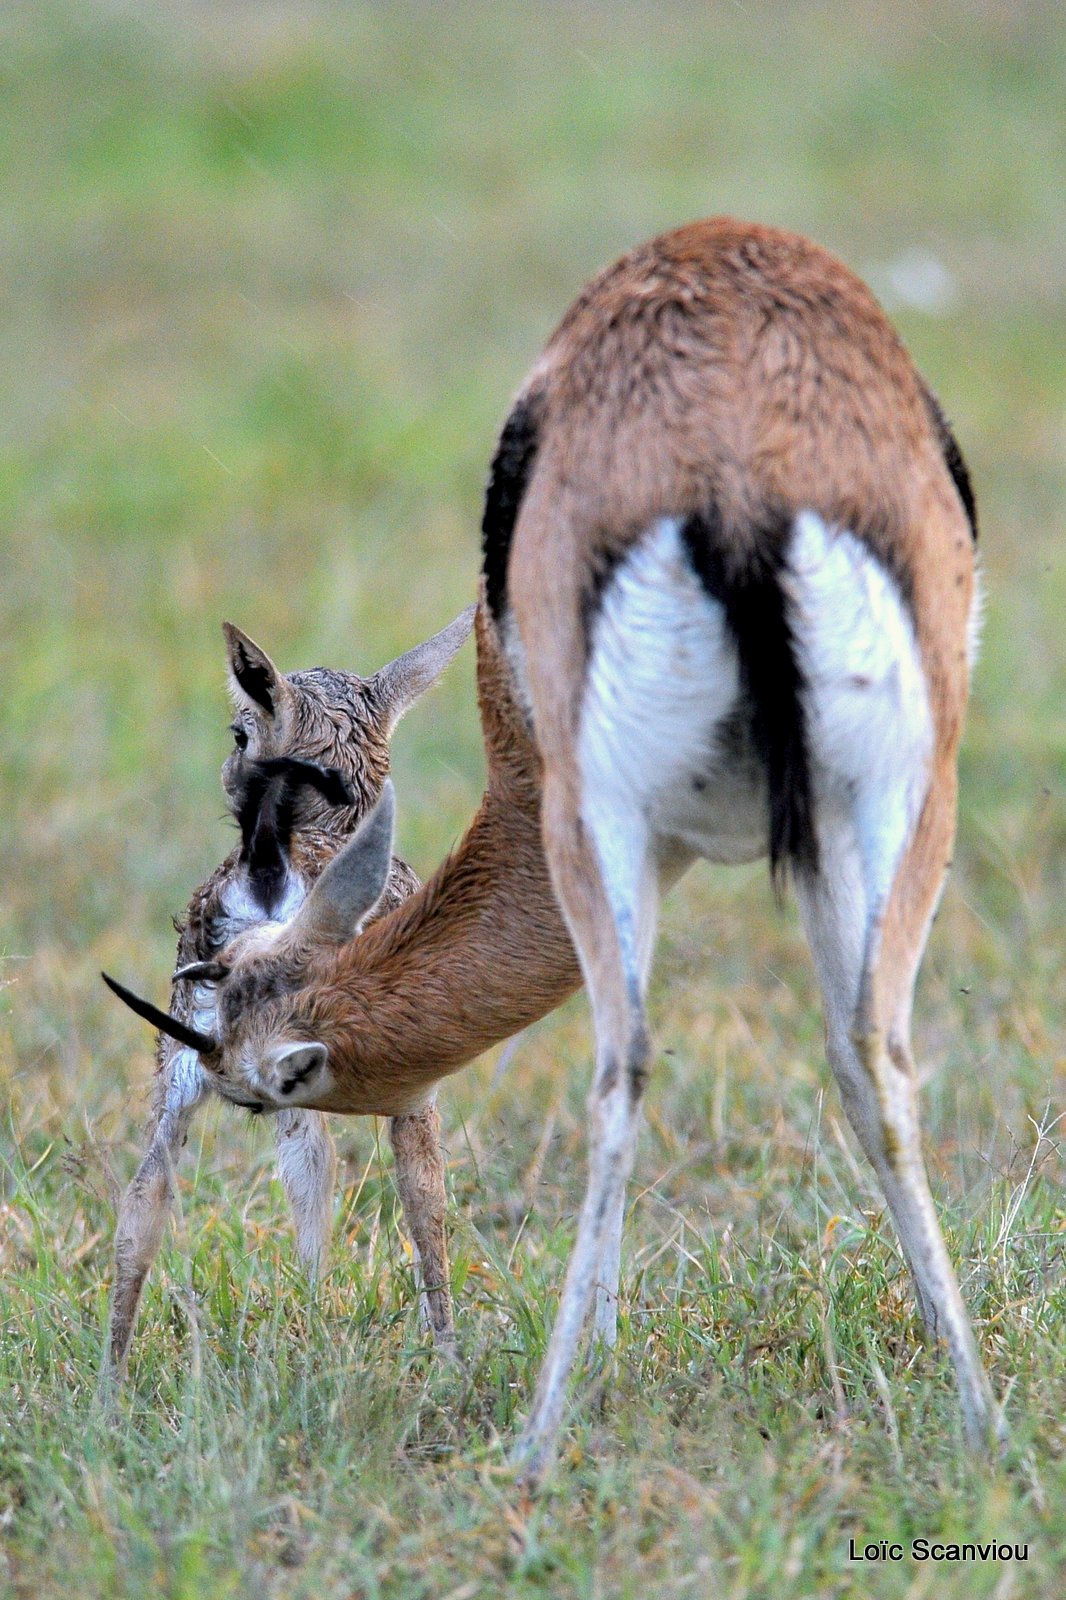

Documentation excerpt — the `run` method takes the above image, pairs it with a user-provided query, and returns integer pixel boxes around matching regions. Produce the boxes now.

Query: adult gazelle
[108,219,1000,1479]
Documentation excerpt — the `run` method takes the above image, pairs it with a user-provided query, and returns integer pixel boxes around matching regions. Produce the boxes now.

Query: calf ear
[291,780,396,946]
[222,622,289,720]
[368,605,475,733]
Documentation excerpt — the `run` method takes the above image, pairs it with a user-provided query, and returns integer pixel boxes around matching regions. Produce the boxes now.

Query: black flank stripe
[481,396,541,621]
[681,504,819,885]
[922,384,978,542]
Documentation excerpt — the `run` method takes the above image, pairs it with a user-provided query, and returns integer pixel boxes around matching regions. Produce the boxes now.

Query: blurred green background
[1,3,1064,1596]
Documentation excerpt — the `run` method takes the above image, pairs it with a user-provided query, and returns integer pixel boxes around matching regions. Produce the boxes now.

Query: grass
[1,1,1065,1594]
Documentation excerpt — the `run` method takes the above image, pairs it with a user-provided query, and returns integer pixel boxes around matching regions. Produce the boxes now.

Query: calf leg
[102,1048,208,1389]
[274,1109,337,1281]
[390,1100,454,1345]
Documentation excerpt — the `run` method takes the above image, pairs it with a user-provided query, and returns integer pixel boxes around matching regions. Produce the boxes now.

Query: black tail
[234,758,355,914]
[680,504,818,888]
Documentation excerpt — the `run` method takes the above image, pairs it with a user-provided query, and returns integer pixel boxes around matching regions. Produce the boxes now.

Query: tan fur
[511,220,967,727]
[203,220,975,1111]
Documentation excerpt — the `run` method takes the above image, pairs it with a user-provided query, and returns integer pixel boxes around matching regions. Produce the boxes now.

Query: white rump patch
[784,511,933,912]
[579,516,766,910]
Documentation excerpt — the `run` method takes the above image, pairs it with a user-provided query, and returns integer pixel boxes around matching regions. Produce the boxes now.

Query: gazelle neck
[293,602,584,1114]
[298,781,580,1113]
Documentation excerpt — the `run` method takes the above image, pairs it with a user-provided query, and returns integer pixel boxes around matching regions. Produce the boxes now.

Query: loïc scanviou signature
[848,1538,1029,1564]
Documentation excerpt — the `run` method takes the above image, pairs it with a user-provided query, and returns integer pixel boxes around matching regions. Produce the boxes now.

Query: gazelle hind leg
[592,1197,625,1344]
[796,771,1000,1451]
[274,1110,337,1282]
[591,865,660,1346]
[513,776,657,1481]
[390,1101,455,1346]
[102,1049,208,1390]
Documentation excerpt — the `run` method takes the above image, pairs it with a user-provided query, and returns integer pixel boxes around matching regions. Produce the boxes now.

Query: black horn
[101,972,219,1056]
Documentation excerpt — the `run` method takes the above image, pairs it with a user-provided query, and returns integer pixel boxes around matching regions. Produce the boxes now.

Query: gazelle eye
[230,724,248,751]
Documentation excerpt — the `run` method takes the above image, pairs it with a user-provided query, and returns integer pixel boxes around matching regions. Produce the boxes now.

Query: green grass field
[1,2,1064,1594]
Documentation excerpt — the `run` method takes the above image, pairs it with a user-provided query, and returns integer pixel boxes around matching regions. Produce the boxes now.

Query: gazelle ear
[290,779,396,947]
[222,622,288,720]
[367,606,475,734]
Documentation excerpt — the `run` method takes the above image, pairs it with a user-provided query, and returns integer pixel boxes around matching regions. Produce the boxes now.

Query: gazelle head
[104,779,399,1113]
[104,607,474,1113]
[221,607,475,820]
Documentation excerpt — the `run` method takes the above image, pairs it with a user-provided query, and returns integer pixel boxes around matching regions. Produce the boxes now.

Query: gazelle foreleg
[513,775,658,1480]
[273,1109,337,1282]
[389,1100,455,1345]
[796,768,1001,1451]
[102,1049,208,1390]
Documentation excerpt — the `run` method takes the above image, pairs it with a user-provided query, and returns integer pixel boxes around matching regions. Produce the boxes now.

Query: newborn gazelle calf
[102,610,472,1384]
[109,219,1001,1477]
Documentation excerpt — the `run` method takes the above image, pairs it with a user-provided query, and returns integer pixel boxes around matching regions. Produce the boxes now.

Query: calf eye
[230,724,248,751]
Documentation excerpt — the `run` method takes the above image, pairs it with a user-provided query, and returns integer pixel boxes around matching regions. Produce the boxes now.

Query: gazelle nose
[281,1059,317,1096]
[268,1042,329,1099]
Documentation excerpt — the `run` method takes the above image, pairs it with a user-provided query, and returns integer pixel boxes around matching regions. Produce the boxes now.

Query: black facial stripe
[258,757,354,809]
[481,395,541,621]
[231,757,355,915]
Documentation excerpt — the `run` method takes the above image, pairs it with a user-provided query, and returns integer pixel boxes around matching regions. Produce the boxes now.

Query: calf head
[104,779,398,1112]
[221,607,474,821]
